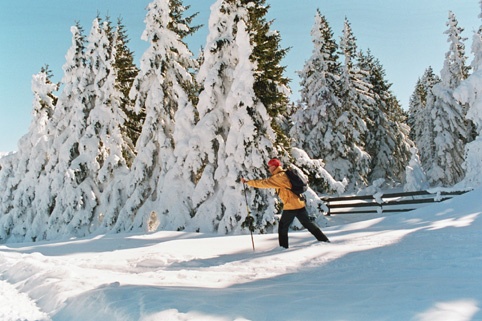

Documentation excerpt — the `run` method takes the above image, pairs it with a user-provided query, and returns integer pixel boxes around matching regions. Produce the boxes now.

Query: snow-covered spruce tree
[44,18,134,239]
[408,67,441,175]
[81,17,136,232]
[0,151,17,241]
[291,10,341,156]
[454,1,482,188]
[150,0,200,232]
[114,0,199,232]
[45,18,105,239]
[28,23,88,241]
[358,50,413,186]
[290,10,344,194]
[0,67,58,242]
[427,11,470,187]
[290,10,341,159]
[325,18,370,192]
[408,68,434,142]
[184,0,288,234]
[0,161,16,241]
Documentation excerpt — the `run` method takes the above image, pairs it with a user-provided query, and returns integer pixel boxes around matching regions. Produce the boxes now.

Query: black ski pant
[278,207,329,248]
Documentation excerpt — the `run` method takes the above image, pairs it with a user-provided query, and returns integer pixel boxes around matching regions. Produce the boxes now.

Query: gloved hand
[243,215,255,232]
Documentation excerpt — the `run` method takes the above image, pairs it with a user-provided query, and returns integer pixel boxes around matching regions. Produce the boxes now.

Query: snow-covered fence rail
[321,190,469,216]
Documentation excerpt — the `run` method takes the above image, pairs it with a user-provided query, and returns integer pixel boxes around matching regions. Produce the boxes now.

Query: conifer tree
[427,11,469,186]
[408,67,440,174]
[247,0,292,155]
[0,151,17,241]
[45,18,113,238]
[328,18,370,191]
[115,0,199,232]
[184,0,287,234]
[290,10,344,194]
[42,17,135,238]
[0,67,58,242]
[31,23,89,240]
[454,0,482,188]
[80,18,137,232]
[113,18,141,157]
[291,10,341,159]
[359,50,413,186]
[153,0,200,232]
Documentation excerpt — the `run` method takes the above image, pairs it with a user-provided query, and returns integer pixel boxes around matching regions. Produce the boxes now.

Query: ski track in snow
[0,227,407,320]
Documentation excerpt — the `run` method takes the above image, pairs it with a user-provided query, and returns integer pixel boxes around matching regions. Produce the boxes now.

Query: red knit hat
[267,158,282,168]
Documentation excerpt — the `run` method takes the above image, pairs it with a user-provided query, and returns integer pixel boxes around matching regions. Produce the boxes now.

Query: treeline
[1,0,481,243]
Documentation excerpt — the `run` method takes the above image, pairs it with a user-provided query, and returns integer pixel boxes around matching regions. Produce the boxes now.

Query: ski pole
[242,181,255,252]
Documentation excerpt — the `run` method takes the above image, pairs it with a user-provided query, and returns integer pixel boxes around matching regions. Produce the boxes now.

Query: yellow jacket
[246,167,305,210]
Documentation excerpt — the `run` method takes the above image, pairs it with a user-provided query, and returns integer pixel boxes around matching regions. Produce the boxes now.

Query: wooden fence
[321,190,469,216]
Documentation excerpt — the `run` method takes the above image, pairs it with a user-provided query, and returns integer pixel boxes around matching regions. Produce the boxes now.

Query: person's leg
[278,210,296,248]
[296,207,330,242]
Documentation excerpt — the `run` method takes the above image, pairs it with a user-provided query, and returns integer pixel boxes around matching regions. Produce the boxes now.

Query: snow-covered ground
[1,188,481,321]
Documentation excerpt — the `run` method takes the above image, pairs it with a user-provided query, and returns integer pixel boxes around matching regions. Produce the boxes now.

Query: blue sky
[0,0,480,152]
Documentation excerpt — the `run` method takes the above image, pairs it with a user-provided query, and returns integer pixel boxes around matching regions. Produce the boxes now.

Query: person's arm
[243,175,282,189]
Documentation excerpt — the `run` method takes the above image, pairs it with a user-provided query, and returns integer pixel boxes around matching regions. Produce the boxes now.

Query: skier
[241,158,330,248]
